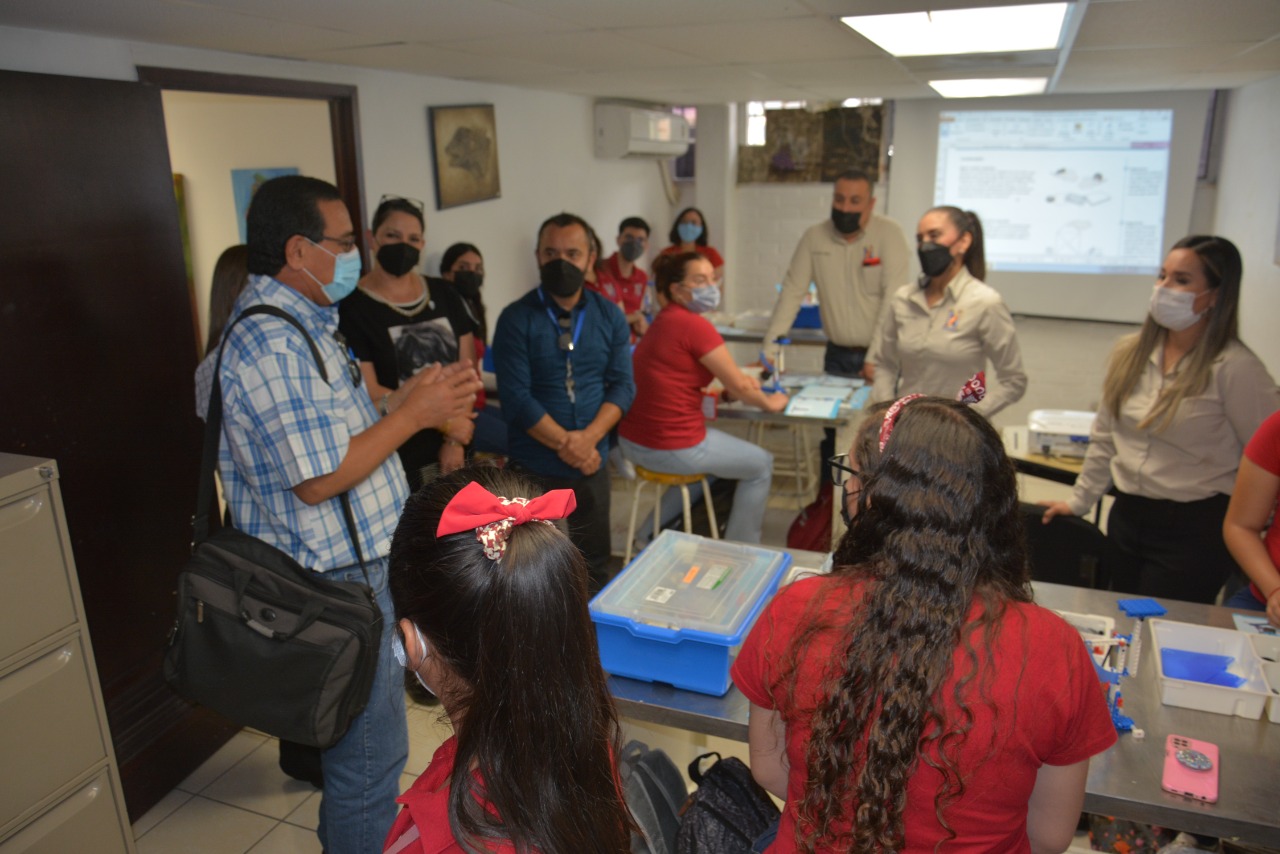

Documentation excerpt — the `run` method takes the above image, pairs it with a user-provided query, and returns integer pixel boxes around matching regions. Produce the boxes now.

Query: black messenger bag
[164,306,382,749]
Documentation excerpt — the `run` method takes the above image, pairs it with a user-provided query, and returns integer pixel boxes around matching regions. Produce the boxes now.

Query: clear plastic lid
[591,531,788,637]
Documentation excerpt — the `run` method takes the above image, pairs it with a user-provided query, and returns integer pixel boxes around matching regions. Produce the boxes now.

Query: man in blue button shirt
[493,213,635,593]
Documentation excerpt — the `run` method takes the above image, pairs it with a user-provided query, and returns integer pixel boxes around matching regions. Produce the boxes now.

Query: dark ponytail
[931,206,986,280]
[389,465,631,853]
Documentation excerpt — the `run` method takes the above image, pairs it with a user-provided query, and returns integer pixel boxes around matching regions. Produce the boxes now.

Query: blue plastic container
[590,531,791,695]
[793,304,822,329]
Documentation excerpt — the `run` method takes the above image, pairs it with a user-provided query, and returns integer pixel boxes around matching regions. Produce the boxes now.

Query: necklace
[359,277,432,318]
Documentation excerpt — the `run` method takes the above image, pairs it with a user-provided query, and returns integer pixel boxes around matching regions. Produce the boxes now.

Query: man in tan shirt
[763,169,909,479]
[763,169,910,380]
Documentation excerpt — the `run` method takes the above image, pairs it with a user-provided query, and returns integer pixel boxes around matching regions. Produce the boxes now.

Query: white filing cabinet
[0,454,134,853]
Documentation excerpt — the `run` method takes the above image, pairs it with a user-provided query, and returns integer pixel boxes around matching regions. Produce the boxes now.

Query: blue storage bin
[792,304,822,329]
[590,531,790,695]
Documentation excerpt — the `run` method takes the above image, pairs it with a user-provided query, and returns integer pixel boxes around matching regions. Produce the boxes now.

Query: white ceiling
[3,0,1278,103]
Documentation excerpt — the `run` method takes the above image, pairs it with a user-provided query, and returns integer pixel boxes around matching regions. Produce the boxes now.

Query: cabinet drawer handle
[0,495,44,533]
[0,644,75,704]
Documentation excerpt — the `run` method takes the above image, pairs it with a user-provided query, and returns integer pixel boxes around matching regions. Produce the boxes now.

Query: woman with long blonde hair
[1041,235,1279,602]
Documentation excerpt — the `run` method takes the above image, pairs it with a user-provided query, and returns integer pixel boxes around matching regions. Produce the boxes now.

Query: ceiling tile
[1073,0,1280,49]
[495,0,812,29]
[619,17,882,64]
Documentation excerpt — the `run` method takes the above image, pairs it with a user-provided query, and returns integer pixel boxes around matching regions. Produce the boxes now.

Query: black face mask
[620,238,645,263]
[917,241,955,281]
[376,242,420,277]
[452,270,483,298]
[539,258,585,298]
[840,490,855,529]
[831,208,862,235]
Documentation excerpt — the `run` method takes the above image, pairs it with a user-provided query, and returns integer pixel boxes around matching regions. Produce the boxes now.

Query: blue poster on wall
[231,167,299,242]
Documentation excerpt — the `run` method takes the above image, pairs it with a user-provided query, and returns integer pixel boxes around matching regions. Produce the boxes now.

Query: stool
[747,421,815,506]
[625,465,718,564]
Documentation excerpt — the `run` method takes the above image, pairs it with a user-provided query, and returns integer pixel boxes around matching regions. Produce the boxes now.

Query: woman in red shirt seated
[619,252,787,543]
[732,397,1116,853]
[385,465,631,854]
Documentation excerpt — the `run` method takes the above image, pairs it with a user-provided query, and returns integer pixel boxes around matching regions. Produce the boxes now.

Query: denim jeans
[317,557,408,854]
[620,429,773,543]
[1224,584,1265,611]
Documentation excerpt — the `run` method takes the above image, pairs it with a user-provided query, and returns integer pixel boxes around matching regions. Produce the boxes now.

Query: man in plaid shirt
[195,176,480,854]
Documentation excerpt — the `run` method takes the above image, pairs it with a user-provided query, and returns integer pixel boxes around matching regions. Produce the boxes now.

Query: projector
[1027,409,1095,458]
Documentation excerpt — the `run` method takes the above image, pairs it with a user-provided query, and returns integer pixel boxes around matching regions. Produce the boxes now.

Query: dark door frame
[136,66,367,254]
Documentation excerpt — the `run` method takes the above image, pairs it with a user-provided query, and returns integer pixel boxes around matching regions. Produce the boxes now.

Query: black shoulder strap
[195,305,367,576]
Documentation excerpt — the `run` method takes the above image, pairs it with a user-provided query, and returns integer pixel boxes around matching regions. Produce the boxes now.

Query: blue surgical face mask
[305,239,362,303]
[687,284,721,314]
[392,623,436,697]
[677,221,703,244]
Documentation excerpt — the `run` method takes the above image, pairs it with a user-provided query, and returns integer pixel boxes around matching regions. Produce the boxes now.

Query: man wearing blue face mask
[194,175,481,854]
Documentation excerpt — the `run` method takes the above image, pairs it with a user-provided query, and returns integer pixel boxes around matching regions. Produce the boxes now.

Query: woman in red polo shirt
[619,252,787,543]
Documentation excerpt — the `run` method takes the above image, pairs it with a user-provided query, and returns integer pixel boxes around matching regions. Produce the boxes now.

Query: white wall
[0,24,676,322]
[1215,75,1280,374]
[163,91,336,346]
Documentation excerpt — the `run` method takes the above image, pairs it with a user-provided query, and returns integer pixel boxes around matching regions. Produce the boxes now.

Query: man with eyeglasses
[492,212,636,594]
[194,175,481,854]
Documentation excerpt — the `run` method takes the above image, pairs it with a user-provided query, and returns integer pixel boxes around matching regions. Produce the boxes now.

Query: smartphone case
[1161,734,1219,803]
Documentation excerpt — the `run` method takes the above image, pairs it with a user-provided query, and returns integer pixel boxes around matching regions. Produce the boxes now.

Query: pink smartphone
[1162,734,1219,803]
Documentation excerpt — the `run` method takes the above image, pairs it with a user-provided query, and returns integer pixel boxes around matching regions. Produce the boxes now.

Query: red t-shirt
[660,243,725,270]
[594,252,649,315]
[619,303,723,450]
[383,736,516,854]
[731,576,1117,854]
[1243,409,1280,601]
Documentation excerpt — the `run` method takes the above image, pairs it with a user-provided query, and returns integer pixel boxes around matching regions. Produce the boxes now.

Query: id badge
[702,391,718,420]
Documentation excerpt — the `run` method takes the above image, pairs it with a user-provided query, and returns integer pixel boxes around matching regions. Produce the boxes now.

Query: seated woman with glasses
[618,252,788,544]
[384,464,633,853]
[733,391,1116,853]
[339,195,478,488]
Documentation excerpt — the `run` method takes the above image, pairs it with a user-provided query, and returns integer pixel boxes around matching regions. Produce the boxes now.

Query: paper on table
[1232,613,1279,635]
[785,396,841,418]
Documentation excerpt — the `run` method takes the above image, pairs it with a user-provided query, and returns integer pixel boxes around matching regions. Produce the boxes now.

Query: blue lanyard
[539,291,586,356]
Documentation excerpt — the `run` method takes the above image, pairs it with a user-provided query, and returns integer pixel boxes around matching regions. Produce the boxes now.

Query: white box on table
[1150,619,1273,719]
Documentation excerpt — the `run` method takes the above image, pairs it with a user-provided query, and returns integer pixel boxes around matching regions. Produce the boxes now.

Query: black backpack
[621,740,689,854]
[675,752,780,854]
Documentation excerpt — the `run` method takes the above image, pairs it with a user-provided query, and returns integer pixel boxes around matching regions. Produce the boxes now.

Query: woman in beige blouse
[1041,235,1279,603]
[870,207,1026,418]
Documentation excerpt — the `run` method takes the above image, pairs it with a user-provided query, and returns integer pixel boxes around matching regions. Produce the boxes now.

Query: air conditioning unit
[594,104,691,159]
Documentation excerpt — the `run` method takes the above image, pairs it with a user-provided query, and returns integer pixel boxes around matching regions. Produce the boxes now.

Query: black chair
[1019,502,1109,589]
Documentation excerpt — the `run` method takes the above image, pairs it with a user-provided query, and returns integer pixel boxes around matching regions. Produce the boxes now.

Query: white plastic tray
[1249,633,1280,724]
[1149,619,1272,719]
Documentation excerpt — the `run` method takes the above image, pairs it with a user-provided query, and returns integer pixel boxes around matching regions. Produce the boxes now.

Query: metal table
[611,573,1280,846]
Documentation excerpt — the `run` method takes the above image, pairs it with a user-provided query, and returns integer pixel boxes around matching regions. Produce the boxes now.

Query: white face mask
[1149,284,1206,332]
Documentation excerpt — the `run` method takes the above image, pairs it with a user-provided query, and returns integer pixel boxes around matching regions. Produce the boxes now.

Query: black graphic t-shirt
[339,276,476,489]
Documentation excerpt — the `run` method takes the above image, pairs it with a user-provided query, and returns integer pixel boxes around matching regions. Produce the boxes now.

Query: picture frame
[428,104,501,210]
[231,167,298,241]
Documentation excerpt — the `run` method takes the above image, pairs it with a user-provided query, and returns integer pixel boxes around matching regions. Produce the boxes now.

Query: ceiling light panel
[842,3,1071,57]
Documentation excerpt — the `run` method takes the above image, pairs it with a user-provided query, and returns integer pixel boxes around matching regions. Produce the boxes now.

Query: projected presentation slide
[934,109,1173,275]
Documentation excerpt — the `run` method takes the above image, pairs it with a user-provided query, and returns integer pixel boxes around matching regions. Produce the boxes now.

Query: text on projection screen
[934,109,1173,275]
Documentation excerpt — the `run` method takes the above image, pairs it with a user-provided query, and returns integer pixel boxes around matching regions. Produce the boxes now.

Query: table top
[610,573,1280,846]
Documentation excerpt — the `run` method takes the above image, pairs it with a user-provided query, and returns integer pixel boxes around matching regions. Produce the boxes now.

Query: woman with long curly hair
[385,464,632,853]
[732,398,1116,853]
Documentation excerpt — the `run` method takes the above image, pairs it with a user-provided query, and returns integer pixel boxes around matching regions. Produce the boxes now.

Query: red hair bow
[436,481,577,561]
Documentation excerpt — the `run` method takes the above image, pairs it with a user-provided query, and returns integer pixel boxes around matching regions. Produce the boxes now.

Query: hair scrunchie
[877,372,987,452]
[436,481,577,561]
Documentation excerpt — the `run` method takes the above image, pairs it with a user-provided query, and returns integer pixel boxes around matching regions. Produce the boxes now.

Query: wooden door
[0,69,237,820]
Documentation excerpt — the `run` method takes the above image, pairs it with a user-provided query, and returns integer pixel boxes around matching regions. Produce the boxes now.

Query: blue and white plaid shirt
[195,275,409,570]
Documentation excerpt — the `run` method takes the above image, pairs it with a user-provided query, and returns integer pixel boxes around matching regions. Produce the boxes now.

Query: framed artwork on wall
[428,104,501,209]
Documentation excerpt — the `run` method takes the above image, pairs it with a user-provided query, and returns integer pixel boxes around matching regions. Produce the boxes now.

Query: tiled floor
[132,448,1077,852]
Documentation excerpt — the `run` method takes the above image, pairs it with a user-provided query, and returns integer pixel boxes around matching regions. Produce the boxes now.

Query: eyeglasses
[378,194,426,213]
[333,330,363,388]
[556,314,574,351]
[827,454,860,487]
[319,234,357,253]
